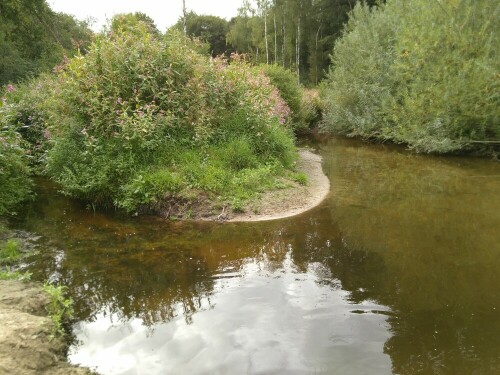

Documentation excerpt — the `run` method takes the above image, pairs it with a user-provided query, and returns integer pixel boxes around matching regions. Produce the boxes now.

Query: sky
[49,0,244,32]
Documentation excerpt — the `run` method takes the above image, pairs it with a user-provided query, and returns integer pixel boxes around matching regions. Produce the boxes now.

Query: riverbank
[228,148,330,222]
[0,280,93,375]
[165,148,330,222]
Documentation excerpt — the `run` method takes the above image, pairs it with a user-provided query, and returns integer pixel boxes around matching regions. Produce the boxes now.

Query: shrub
[42,28,295,212]
[0,239,21,264]
[261,64,304,129]
[300,89,323,129]
[322,0,499,153]
[0,76,61,170]
[0,130,32,215]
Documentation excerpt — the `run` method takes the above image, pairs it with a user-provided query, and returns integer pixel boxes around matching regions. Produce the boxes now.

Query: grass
[0,269,32,281]
[0,239,22,264]
[292,172,308,186]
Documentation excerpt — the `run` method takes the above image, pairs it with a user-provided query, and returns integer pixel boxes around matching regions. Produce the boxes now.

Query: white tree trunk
[264,7,269,64]
[182,0,187,33]
[296,16,300,83]
[282,16,286,67]
[274,11,277,64]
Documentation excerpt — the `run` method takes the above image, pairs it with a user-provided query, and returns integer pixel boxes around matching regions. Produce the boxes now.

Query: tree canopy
[0,0,92,85]
[322,0,499,154]
[174,12,230,56]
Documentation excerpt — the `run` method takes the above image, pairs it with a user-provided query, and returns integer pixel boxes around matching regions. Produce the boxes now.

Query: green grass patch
[0,269,32,281]
[291,172,308,186]
[0,239,22,264]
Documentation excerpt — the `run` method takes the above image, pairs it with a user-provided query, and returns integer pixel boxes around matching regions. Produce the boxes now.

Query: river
[13,136,500,375]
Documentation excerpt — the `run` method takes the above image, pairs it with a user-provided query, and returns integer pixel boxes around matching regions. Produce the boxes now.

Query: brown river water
[12,136,500,375]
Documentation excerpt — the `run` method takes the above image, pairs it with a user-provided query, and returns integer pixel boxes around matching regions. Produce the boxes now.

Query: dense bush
[0,130,32,215]
[261,64,324,132]
[0,76,61,171]
[300,89,323,129]
[261,65,302,126]
[41,28,296,212]
[322,0,499,153]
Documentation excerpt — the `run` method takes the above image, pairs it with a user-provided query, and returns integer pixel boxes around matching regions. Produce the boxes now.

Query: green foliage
[0,75,61,170]
[41,27,296,212]
[0,239,21,264]
[300,89,323,128]
[0,0,92,85]
[117,169,183,212]
[174,12,230,56]
[0,130,32,215]
[292,172,308,185]
[323,0,499,153]
[110,12,160,37]
[0,269,31,281]
[261,64,303,126]
[43,283,74,336]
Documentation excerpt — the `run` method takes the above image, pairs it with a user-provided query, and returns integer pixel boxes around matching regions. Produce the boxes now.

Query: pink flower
[6,84,15,93]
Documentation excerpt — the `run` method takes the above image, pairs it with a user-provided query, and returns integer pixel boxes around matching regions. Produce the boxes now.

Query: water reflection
[12,136,500,374]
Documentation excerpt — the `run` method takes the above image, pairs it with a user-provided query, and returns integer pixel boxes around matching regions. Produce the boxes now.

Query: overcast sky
[49,0,244,32]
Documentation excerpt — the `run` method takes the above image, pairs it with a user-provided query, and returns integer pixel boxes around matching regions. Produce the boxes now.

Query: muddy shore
[0,280,92,375]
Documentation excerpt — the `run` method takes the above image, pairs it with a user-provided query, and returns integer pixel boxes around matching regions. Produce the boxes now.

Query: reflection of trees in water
[18,145,500,373]
[47,243,217,327]
[281,209,500,374]
[313,138,500,374]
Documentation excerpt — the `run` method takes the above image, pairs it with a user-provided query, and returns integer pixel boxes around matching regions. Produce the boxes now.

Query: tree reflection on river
[15,136,500,374]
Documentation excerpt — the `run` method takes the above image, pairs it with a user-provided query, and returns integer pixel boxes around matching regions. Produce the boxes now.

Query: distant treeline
[2,0,375,86]
[175,0,379,85]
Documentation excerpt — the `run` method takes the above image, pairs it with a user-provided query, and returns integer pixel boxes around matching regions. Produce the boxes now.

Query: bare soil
[0,280,92,375]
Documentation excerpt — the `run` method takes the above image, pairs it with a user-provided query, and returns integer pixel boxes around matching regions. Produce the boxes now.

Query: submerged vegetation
[322,0,499,154]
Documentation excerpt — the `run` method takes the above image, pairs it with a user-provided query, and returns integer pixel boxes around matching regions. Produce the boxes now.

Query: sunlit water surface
[13,136,500,375]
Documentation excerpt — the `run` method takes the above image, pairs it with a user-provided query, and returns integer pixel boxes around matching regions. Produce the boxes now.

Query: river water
[14,136,500,375]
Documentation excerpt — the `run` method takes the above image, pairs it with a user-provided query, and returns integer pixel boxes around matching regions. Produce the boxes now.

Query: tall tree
[174,12,230,56]
[226,0,381,84]
[0,0,92,85]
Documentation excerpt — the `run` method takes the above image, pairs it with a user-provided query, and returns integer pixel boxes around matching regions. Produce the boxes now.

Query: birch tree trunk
[182,0,187,33]
[273,10,277,64]
[282,15,286,67]
[296,15,300,83]
[264,7,269,64]
[315,25,321,85]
